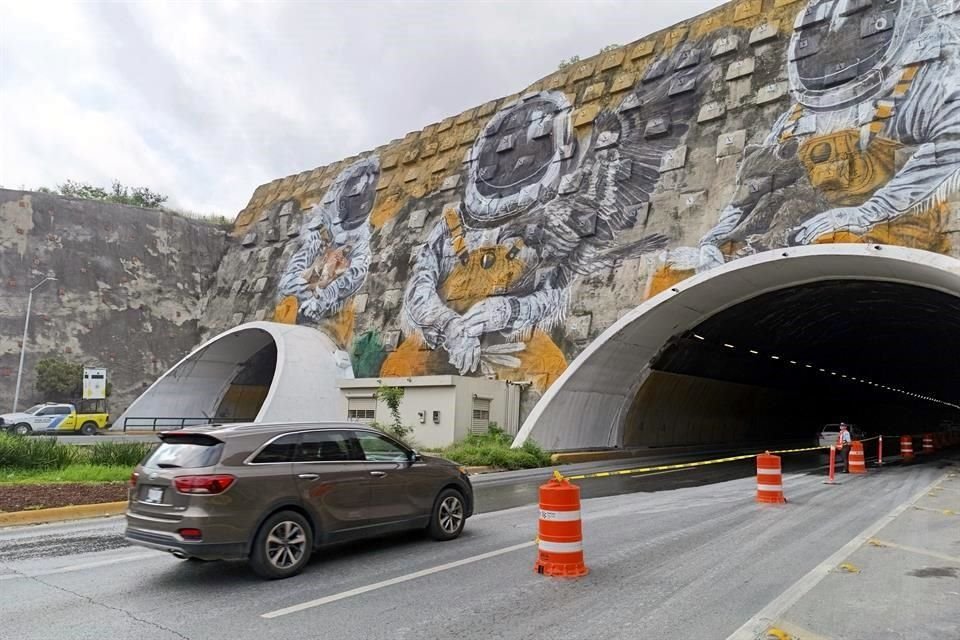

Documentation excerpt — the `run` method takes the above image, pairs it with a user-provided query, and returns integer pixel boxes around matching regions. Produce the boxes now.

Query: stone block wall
[211,0,959,417]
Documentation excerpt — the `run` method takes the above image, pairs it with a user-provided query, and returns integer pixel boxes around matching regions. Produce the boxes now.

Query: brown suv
[125,423,473,579]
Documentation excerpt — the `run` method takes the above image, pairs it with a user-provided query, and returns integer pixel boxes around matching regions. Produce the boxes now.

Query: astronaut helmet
[462,90,575,226]
[316,155,380,232]
[787,0,923,110]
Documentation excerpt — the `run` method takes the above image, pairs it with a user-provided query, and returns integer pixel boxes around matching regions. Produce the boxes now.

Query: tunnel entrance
[513,245,960,451]
[213,341,277,422]
[623,280,960,448]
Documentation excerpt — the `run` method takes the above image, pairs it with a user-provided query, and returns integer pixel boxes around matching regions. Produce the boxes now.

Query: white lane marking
[261,541,535,619]
[0,552,158,581]
[725,471,950,640]
[868,538,960,564]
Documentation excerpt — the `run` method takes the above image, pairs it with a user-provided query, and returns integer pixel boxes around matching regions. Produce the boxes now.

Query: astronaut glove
[791,207,872,245]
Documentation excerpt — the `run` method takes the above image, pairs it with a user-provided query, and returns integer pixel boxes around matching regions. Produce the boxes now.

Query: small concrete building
[337,376,522,448]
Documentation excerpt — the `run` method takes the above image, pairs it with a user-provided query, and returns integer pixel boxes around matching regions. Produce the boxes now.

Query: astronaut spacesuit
[276,156,380,341]
[386,90,670,387]
[698,0,960,271]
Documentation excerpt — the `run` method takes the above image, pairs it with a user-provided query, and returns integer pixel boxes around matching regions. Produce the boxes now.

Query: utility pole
[13,274,57,412]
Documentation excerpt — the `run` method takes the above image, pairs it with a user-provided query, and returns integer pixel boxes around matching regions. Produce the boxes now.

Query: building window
[471,398,491,435]
[348,408,376,421]
[347,397,376,424]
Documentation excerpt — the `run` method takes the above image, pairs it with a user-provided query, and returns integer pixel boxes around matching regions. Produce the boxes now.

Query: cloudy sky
[1,0,723,217]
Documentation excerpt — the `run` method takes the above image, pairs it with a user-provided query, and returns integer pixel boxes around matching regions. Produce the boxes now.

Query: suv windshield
[143,439,223,469]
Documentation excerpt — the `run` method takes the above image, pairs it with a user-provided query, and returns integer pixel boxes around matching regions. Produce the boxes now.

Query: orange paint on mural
[370,192,404,229]
[273,296,299,324]
[323,300,356,349]
[380,335,437,377]
[814,202,954,255]
[440,245,527,313]
[644,265,695,300]
[492,330,568,392]
[798,132,901,206]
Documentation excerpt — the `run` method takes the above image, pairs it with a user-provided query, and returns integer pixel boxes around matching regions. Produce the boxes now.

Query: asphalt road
[3,448,952,640]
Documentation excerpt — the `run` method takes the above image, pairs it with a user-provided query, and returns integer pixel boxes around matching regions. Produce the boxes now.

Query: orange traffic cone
[534,472,588,578]
[756,452,786,504]
[848,441,866,474]
[900,435,914,462]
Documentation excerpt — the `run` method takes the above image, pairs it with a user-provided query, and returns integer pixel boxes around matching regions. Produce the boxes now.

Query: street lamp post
[12,274,57,412]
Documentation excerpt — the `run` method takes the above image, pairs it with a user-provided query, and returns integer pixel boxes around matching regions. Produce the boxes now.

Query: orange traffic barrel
[756,452,786,504]
[922,433,934,454]
[900,435,914,462]
[848,441,866,474]
[534,473,588,578]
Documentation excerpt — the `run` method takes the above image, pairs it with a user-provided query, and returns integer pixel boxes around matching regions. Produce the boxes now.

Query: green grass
[437,426,553,470]
[0,464,132,484]
[0,433,153,471]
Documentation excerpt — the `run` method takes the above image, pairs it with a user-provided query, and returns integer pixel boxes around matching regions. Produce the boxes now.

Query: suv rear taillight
[173,474,236,495]
[130,472,139,487]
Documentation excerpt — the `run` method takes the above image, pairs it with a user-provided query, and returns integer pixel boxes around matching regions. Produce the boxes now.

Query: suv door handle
[298,473,320,480]
[369,471,387,477]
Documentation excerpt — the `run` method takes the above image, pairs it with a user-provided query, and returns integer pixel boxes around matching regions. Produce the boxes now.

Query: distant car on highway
[817,423,866,447]
[125,422,474,579]
[0,403,110,436]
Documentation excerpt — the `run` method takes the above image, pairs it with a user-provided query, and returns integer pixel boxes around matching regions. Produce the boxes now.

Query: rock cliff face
[208,0,959,418]
[0,189,228,415]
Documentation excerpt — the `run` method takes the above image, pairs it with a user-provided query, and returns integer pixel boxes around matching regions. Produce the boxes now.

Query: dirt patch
[0,483,127,512]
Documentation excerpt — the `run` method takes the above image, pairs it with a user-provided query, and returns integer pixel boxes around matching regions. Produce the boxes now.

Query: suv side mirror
[409,449,422,463]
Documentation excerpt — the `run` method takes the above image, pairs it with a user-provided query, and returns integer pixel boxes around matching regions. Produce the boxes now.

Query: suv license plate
[145,487,164,503]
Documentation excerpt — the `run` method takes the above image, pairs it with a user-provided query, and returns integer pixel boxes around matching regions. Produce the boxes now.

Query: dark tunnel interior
[624,280,960,447]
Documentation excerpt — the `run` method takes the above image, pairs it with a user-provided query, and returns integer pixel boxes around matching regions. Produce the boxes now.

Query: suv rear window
[144,437,223,469]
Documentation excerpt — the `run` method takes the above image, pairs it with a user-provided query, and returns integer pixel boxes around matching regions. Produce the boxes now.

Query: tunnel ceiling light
[819,368,826,372]
[789,360,797,364]
[771,355,780,360]
[724,343,735,349]
[693,334,705,340]
[806,364,813,368]
[750,349,759,355]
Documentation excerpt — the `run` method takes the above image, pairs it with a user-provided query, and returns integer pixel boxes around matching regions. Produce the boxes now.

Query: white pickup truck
[0,403,110,436]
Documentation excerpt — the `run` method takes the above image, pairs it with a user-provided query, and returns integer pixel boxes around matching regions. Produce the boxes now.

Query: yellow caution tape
[564,445,829,481]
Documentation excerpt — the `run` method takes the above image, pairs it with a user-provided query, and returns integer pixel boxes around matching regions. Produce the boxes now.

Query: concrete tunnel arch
[513,244,960,451]
[115,321,353,430]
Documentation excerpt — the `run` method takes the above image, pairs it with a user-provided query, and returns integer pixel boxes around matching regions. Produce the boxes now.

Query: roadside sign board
[83,367,107,400]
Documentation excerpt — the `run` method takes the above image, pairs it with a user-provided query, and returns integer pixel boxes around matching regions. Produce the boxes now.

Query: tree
[375,385,411,440]
[35,358,84,401]
[50,180,168,209]
[34,358,111,403]
[557,55,581,70]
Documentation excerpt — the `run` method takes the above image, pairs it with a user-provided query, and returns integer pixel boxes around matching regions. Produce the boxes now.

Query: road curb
[0,501,127,527]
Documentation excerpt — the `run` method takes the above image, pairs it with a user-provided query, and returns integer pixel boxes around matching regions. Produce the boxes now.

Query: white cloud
[0,0,725,216]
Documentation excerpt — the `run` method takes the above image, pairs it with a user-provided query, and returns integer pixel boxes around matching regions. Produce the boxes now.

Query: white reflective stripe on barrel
[537,539,583,553]
[756,484,783,492]
[539,509,581,522]
[756,468,781,475]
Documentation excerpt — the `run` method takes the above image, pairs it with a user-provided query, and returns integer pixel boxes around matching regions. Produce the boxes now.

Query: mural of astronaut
[381,86,689,389]
[695,0,960,272]
[274,155,380,346]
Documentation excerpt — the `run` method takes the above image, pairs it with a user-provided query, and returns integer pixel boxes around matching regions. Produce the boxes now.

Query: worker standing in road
[837,423,852,474]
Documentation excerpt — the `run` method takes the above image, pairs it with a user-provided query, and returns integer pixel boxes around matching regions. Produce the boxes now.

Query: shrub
[88,441,155,467]
[0,434,79,470]
[440,426,552,470]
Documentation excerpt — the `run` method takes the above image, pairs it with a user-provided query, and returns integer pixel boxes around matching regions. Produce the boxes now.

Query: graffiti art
[274,156,380,346]
[696,0,960,271]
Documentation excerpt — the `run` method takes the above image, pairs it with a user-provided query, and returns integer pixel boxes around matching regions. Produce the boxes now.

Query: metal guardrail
[121,417,246,432]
